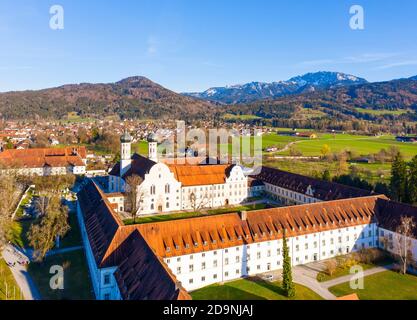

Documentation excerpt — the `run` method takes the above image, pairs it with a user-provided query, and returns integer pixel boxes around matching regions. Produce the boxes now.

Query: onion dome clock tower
[120,130,133,177]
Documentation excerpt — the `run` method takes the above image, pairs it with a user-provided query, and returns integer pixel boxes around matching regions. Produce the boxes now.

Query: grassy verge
[329,271,417,300]
[0,259,23,300]
[191,278,323,300]
[28,250,93,300]
[317,263,376,282]
[123,203,269,225]
[14,187,35,219]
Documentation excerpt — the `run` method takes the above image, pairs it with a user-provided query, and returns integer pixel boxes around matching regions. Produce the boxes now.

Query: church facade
[108,132,248,215]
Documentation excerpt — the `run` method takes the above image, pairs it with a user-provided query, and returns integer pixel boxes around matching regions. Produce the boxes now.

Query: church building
[108,131,248,215]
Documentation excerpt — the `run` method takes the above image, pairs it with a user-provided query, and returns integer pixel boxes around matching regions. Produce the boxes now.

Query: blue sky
[0,0,417,92]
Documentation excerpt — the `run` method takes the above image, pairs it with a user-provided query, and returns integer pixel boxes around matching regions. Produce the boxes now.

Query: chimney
[240,210,248,221]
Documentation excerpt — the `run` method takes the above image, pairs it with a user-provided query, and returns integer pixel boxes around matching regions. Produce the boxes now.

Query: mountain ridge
[0,76,215,120]
[183,71,368,104]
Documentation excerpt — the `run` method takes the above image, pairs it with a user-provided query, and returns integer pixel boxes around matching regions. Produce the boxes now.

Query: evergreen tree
[408,155,417,205]
[322,169,331,182]
[281,229,295,298]
[390,152,408,202]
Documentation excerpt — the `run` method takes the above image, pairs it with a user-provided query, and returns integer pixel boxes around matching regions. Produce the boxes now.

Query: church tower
[147,133,158,162]
[120,130,132,177]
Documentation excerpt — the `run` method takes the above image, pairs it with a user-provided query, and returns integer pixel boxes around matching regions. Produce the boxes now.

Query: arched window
[150,185,156,195]
[165,184,170,194]
[150,203,154,210]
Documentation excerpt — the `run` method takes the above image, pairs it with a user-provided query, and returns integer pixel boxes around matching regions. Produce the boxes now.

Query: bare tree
[125,175,143,223]
[0,173,18,249]
[189,191,211,212]
[393,216,416,274]
[28,196,70,262]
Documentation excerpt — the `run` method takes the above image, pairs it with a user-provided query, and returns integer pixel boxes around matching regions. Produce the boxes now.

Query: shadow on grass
[191,283,266,300]
[246,277,288,297]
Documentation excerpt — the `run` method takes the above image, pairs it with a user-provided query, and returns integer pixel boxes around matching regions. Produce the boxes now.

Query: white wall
[164,223,378,291]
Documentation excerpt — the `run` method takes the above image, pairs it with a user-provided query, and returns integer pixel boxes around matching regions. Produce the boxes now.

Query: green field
[0,259,23,300]
[131,140,149,156]
[124,203,269,225]
[355,108,410,116]
[191,278,323,300]
[264,159,392,184]
[224,114,262,121]
[329,271,417,300]
[254,133,417,159]
[28,250,93,300]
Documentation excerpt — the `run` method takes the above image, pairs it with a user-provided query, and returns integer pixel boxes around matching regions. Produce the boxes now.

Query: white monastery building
[76,131,417,300]
[108,131,248,214]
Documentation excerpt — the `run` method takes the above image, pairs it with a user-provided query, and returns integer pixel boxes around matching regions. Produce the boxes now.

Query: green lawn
[123,203,270,225]
[59,212,82,248]
[329,271,417,300]
[317,263,377,282]
[191,278,323,300]
[28,250,93,300]
[0,259,23,300]
[10,219,33,248]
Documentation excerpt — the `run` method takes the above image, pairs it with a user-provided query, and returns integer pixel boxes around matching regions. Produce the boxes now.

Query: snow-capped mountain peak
[183,71,368,104]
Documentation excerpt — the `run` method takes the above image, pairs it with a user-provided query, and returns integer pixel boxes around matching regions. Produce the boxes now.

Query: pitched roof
[168,164,234,186]
[109,154,156,179]
[134,196,387,258]
[113,230,191,300]
[77,180,190,300]
[376,199,417,237]
[77,180,123,267]
[0,146,86,169]
[251,166,374,201]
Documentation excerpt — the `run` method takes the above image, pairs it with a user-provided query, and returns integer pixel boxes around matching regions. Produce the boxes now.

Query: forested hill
[0,76,216,120]
[1,75,417,124]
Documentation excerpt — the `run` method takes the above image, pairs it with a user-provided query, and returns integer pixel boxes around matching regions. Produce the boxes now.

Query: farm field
[262,133,417,160]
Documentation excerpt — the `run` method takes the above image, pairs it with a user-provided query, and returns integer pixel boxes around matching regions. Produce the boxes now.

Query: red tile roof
[0,146,86,169]
[77,180,190,300]
[168,164,234,186]
[134,195,387,258]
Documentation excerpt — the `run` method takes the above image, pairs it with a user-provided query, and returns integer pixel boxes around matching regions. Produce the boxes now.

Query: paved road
[2,245,42,300]
[292,265,337,300]
[17,245,84,262]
